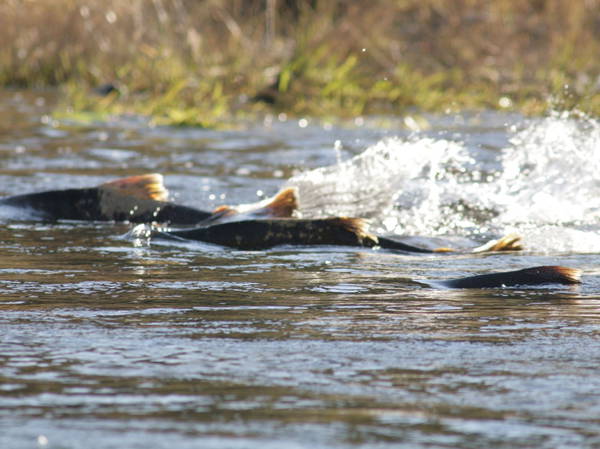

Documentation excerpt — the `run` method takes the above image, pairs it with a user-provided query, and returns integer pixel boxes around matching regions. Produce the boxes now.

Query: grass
[2,0,600,126]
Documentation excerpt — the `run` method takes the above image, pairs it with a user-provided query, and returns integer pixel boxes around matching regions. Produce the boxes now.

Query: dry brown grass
[2,0,600,121]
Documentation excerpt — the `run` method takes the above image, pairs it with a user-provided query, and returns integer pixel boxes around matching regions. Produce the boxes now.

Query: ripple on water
[1,95,600,448]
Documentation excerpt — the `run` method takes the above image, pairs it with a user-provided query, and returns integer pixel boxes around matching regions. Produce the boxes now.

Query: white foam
[286,112,600,253]
[496,113,600,227]
[286,136,474,225]
[0,204,43,222]
[520,225,600,254]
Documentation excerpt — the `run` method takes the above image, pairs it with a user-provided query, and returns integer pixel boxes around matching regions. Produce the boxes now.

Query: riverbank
[2,0,600,126]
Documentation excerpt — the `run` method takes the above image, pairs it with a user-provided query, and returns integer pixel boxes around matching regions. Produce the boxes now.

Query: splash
[285,136,476,224]
[0,204,44,221]
[287,112,600,253]
[496,112,600,227]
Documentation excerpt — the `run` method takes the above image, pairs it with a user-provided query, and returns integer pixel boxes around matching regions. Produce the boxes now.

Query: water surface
[1,91,600,448]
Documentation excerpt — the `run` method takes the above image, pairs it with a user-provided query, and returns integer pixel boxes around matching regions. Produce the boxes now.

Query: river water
[1,91,600,448]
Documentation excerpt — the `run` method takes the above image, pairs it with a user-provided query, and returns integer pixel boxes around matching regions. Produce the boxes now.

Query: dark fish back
[165,218,377,250]
[0,188,104,221]
[0,188,212,224]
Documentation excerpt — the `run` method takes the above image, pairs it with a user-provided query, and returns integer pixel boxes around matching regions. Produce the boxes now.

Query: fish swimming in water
[152,217,378,250]
[147,216,522,253]
[0,174,299,225]
[1,174,523,254]
[429,265,582,289]
[377,233,522,254]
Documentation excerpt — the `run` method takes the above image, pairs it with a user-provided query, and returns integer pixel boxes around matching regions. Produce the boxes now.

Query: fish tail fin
[211,187,299,219]
[471,233,523,253]
[101,174,168,202]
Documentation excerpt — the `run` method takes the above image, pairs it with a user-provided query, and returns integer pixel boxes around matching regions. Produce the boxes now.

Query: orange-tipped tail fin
[471,233,523,253]
[210,187,299,221]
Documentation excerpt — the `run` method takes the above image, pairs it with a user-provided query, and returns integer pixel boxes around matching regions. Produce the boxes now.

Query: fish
[150,216,523,253]
[2,174,524,254]
[153,217,378,250]
[431,265,582,289]
[0,174,299,225]
[202,187,299,224]
[377,233,522,253]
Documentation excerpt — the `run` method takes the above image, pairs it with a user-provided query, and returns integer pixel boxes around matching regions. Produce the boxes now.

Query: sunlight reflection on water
[1,92,600,449]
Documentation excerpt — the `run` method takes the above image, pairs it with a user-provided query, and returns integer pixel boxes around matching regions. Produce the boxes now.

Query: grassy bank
[2,0,600,125]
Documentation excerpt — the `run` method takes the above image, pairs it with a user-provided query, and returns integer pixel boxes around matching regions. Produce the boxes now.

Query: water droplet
[403,116,420,131]
[333,140,344,164]
[105,10,117,24]
[498,96,512,108]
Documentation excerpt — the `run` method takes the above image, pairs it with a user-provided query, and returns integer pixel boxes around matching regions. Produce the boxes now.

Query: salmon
[2,175,525,255]
[0,174,299,225]
[432,266,581,289]
[151,216,523,253]
[378,233,522,253]
[154,217,378,250]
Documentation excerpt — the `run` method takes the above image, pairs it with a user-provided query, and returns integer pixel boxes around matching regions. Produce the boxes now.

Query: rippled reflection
[1,92,600,449]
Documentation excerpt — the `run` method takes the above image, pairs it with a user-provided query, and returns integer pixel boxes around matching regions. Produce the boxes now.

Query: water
[1,91,600,448]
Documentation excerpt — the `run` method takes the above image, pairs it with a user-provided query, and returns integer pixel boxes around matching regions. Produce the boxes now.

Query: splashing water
[496,112,600,227]
[286,136,476,224]
[287,113,600,253]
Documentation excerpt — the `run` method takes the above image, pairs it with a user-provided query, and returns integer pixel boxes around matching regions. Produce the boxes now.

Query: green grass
[2,0,600,126]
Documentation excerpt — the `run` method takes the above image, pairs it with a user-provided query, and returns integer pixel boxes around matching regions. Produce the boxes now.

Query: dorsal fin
[520,266,582,284]
[100,174,168,202]
[330,217,379,246]
[255,187,298,218]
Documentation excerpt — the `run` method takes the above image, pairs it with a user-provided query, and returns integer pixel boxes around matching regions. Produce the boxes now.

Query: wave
[286,112,600,253]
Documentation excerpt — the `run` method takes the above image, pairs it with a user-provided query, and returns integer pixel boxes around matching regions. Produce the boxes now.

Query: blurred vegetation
[1,0,600,125]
